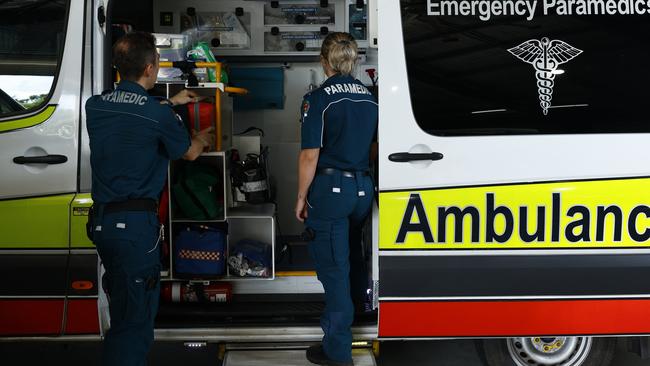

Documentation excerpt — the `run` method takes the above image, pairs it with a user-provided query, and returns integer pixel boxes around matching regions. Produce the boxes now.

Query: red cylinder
[187,102,216,133]
[161,282,232,303]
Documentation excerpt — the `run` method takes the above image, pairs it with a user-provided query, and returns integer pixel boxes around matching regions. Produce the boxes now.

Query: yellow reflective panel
[0,194,74,249]
[71,193,94,248]
[380,178,650,250]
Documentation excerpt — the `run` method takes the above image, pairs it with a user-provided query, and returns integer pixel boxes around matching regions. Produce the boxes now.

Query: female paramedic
[295,32,378,366]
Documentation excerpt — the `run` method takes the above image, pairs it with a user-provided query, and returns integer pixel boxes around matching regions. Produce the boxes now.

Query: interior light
[551,69,565,75]
[352,341,370,347]
[184,342,207,349]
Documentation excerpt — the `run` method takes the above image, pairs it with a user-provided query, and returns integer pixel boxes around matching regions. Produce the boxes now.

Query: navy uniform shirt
[86,80,190,204]
[301,74,378,171]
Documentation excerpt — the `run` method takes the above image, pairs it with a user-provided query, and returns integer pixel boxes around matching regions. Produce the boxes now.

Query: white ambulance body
[1,0,650,365]
[377,1,650,364]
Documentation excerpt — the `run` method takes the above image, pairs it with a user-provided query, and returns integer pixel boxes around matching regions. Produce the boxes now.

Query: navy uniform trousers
[93,208,161,366]
[306,172,374,364]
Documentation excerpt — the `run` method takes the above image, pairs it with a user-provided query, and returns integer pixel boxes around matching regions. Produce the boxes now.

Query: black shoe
[306,344,353,366]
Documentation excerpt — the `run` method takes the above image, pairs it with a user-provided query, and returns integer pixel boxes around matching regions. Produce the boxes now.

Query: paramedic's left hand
[170,89,201,106]
[193,127,215,150]
[295,197,308,222]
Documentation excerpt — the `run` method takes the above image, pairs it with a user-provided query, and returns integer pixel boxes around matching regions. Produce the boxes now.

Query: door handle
[13,155,68,165]
[388,152,444,163]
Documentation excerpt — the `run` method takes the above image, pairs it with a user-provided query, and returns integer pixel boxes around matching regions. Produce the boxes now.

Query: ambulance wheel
[479,337,615,366]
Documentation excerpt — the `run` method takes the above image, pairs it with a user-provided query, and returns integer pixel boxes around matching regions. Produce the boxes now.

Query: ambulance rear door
[378,0,650,338]
[0,0,84,336]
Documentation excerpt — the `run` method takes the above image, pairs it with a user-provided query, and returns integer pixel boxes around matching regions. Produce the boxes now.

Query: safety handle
[194,102,200,132]
[388,152,444,163]
[13,155,68,165]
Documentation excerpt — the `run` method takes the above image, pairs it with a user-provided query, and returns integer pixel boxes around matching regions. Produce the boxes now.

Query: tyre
[478,336,615,366]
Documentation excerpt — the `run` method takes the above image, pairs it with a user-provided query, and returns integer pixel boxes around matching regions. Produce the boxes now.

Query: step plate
[224,349,376,366]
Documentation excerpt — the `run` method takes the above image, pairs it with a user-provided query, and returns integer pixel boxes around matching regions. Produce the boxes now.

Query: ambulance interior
[101,0,379,329]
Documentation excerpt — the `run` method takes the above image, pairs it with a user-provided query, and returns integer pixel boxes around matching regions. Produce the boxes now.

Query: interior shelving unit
[157,61,275,284]
[226,203,276,280]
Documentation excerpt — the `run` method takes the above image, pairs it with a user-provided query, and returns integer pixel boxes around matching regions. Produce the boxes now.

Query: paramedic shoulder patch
[301,99,310,123]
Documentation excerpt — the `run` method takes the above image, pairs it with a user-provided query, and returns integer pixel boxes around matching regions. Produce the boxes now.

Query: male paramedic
[295,32,378,366]
[85,31,213,366]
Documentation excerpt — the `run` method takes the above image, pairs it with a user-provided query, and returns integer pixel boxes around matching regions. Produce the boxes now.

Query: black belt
[103,199,158,214]
[317,168,370,178]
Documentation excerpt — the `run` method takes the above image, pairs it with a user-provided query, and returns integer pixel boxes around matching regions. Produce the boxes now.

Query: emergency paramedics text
[426,0,650,21]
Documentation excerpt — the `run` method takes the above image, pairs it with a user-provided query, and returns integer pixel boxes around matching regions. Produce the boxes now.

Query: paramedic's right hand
[183,127,214,161]
[170,89,201,106]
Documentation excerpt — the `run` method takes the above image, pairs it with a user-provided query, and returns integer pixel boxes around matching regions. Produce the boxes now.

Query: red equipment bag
[187,101,215,134]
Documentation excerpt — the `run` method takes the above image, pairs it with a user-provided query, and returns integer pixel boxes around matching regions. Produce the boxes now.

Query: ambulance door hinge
[97,5,106,28]
[372,280,379,310]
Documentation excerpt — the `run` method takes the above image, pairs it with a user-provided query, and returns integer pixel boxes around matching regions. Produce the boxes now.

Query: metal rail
[156,61,248,151]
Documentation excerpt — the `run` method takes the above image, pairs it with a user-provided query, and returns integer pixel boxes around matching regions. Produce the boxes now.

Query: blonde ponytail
[320,32,358,76]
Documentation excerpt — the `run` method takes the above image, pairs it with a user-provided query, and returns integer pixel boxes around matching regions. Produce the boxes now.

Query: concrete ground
[1,339,649,365]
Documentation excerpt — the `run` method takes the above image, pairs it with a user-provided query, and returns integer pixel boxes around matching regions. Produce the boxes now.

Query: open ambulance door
[377,0,650,346]
[0,0,86,336]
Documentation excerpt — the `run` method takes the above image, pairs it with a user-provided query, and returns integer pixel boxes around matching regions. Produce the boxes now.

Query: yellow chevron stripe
[0,105,56,133]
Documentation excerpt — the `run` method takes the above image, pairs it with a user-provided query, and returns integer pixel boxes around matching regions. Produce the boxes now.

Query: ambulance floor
[2,339,648,366]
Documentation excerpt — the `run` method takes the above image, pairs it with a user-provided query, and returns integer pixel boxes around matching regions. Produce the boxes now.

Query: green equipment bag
[172,163,223,220]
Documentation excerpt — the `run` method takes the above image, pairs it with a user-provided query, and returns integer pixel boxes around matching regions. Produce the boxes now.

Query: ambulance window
[0,0,69,118]
[400,0,650,135]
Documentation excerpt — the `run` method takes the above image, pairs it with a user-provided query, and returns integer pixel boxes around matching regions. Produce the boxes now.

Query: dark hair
[112,32,157,81]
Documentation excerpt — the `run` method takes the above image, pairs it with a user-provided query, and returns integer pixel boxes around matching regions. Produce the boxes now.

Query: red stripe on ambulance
[65,299,100,334]
[0,300,64,336]
[379,299,650,337]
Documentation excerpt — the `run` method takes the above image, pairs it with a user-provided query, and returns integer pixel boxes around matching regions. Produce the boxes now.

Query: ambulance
[1,0,650,365]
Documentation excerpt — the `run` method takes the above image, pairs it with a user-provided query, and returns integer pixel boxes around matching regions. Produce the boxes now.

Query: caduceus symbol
[508,38,583,115]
